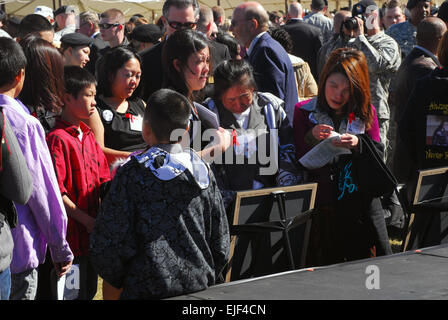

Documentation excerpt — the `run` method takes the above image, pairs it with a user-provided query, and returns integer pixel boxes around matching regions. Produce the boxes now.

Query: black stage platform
[170,244,448,300]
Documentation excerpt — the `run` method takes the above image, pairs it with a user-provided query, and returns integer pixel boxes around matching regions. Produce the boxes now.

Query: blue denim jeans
[0,267,11,300]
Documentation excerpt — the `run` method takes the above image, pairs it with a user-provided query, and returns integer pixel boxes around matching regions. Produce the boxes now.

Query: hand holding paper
[299,131,351,169]
[312,124,334,140]
[331,133,359,149]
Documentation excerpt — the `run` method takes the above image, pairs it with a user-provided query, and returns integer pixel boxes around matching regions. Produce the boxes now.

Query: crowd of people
[0,0,447,300]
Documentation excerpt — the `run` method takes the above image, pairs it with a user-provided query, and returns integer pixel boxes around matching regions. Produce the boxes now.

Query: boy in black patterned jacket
[89,89,230,299]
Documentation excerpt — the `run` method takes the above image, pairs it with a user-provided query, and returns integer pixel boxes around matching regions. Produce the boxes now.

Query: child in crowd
[46,66,111,299]
[89,88,230,299]
[0,37,73,300]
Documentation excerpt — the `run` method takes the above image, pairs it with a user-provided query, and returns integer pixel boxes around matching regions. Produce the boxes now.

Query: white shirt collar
[247,31,267,57]
[91,30,100,39]
[233,107,251,130]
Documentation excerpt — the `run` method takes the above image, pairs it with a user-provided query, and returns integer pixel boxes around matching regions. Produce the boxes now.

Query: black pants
[306,196,391,267]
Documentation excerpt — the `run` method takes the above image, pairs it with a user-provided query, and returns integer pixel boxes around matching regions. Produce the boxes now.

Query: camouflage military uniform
[304,12,334,44]
[347,31,402,156]
[386,20,416,58]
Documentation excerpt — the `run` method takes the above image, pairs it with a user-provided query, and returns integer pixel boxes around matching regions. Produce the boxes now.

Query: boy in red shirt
[47,66,110,299]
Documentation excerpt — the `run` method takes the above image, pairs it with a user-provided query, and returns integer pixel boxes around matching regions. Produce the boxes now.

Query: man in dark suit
[137,0,200,102]
[282,1,322,81]
[392,16,447,183]
[230,1,298,124]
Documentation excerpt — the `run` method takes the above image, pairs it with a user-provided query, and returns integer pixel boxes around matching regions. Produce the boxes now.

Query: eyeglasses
[99,23,122,30]
[166,19,197,30]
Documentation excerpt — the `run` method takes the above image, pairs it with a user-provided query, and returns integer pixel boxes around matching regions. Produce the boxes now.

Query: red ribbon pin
[125,113,134,122]
[348,112,355,124]
[232,129,239,146]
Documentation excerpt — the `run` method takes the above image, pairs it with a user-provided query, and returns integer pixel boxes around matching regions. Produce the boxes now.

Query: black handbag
[356,134,398,198]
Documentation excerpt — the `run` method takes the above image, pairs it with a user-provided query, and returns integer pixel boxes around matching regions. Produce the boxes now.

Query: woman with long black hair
[161,29,231,160]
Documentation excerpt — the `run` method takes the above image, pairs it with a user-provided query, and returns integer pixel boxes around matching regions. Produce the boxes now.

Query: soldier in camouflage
[346,13,401,153]
[386,0,431,58]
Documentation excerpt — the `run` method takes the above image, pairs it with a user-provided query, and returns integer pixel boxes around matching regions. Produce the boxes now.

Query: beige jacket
[289,54,318,102]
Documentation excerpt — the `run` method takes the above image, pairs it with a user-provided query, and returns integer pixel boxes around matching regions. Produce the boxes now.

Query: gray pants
[10,268,38,300]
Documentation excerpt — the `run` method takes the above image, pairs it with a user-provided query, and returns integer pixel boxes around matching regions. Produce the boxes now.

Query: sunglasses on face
[166,19,197,30]
[99,23,122,30]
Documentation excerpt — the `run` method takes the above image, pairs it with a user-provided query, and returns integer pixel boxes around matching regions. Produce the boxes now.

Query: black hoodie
[398,67,448,182]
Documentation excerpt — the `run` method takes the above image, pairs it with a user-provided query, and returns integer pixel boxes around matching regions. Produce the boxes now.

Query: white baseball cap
[34,6,54,19]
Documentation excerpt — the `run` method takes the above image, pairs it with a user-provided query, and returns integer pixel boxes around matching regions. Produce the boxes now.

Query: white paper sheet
[195,103,220,129]
[299,132,351,169]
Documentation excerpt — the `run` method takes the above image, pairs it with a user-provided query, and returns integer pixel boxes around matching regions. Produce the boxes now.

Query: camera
[343,17,360,30]
[342,2,368,30]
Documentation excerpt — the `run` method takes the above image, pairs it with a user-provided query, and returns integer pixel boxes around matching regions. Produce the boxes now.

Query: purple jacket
[0,94,73,273]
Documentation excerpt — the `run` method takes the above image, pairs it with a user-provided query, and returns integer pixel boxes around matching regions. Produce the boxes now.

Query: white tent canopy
[1,0,353,21]
[2,0,443,21]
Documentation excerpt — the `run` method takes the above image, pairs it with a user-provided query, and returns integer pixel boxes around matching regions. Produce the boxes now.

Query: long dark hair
[96,46,142,98]
[161,29,211,101]
[18,34,65,114]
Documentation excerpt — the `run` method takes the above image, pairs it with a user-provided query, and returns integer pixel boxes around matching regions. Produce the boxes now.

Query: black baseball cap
[353,0,378,10]
[352,0,378,16]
